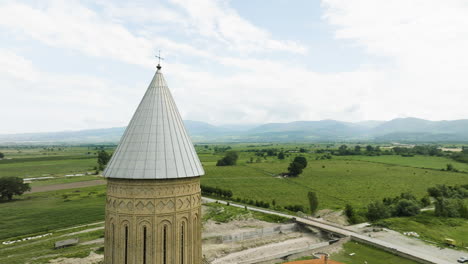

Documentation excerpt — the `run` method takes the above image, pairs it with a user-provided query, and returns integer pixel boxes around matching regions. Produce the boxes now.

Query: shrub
[308,192,319,215]
[366,201,390,221]
[216,151,239,166]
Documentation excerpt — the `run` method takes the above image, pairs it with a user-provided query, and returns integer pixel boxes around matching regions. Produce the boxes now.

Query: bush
[366,201,390,221]
[394,199,421,217]
[345,204,358,224]
[216,151,239,166]
[200,185,233,198]
[420,196,431,207]
[285,204,305,212]
[308,192,318,215]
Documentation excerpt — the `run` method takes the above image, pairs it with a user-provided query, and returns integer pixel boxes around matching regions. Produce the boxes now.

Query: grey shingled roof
[103,67,204,179]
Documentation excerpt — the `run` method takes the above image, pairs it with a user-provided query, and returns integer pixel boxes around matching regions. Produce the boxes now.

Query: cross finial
[155,50,164,70]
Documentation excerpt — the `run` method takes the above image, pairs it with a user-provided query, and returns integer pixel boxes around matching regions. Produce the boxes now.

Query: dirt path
[28,180,106,193]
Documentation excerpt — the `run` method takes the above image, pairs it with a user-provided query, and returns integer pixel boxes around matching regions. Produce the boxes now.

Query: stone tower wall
[104,177,201,264]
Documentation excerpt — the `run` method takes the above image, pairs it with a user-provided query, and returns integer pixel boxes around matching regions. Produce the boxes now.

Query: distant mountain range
[2,118,468,144]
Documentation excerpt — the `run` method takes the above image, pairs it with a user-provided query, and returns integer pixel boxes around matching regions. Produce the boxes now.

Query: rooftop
[103,66,204,179]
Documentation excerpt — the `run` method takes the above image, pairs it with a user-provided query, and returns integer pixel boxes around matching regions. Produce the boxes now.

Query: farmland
[1,145,467,240]
[0,185,106,240]
[202,154,468,211]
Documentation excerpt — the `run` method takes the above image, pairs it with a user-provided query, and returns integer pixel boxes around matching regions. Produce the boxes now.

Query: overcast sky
[1,0,468,133]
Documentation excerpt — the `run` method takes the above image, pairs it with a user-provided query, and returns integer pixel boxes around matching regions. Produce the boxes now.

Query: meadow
[335,154,468,172]
[201,154,468,210]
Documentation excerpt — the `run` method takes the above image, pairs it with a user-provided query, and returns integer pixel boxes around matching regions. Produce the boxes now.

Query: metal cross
[155,50,164,65]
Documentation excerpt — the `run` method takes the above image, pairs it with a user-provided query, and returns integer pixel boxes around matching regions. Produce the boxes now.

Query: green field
[377,211,468,248]
[202,156,468,211]
[0,227,105,264]
[336,154,468,172]
[331,241,419,264]
[0,185,106,240]
[0,156,97,179]
[29,175,102,187]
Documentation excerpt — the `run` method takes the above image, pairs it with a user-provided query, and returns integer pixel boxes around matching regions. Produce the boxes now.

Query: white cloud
[169,0,307,54]
[322,0,468,120]
[0,49,141,133]
[2,0,468,134]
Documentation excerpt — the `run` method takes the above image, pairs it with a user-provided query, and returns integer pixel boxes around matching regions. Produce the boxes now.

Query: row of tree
[201,185,233,198]
[353,184,468,223]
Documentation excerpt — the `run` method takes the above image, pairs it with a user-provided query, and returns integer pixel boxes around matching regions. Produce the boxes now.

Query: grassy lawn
[331,241,419,264]
[202,157,468,211]
[0,185,106,240]
[336,154,468,172]
[376,211,468,248]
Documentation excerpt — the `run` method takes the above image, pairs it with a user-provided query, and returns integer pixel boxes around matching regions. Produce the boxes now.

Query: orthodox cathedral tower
[103,63,204,264]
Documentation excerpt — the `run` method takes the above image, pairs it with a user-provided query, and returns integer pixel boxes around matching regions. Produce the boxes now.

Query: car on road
[458,256,468,263]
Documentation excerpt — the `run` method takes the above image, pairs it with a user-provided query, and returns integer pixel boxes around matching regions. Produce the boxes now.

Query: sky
[1,0,468,134]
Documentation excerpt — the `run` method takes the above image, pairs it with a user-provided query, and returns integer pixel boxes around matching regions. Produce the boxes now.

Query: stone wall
[205,223,298,244]
[104,177,202,264]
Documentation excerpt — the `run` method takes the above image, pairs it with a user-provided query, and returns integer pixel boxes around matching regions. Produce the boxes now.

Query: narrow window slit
[143,226,147,264]
[163,225,167,264]
[124,226,129,264]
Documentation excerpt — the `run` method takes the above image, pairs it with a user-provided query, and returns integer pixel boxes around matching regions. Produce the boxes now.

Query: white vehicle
[458,256,468,263]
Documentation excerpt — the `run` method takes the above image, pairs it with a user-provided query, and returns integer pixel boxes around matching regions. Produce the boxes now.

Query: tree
[0,177,31,201]
[308,191,319,215]
[394,199,420,217]
[354,145,361,153]
[446,163,455,171]
[366,201,390,221]
[97,150,111,170]
[0,152,4,159]
[216,151,239,166]
[338,145,348,155]
[277,152,285,160]
[287,162,304,176]
[344,204,357,224]
[420,196,431,207]
[293,156,308,168]
[366,145,374,152]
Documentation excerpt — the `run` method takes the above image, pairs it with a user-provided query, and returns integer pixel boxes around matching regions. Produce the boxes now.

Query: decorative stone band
[104,177,202,264]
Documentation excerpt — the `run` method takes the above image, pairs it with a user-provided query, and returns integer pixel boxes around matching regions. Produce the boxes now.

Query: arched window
[111,223,115,263]
[124,225,129,264]
[163,225,167,264]
[180,222,185,264]
[192,216,198,262]
[143,226,147,264]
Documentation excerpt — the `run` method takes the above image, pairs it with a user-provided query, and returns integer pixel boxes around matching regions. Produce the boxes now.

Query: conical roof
[103,66,204,179]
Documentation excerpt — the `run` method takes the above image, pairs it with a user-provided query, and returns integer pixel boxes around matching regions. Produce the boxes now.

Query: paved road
[203,197,460,264]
